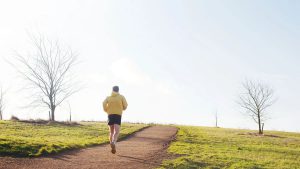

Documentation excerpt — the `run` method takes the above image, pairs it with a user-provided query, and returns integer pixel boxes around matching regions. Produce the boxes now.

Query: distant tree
[0,87,4,120]
[238,80,276,134]
[11,33,79,121]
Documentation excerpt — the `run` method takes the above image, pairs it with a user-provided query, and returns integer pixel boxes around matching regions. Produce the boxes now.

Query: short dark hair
[113,86,119,92]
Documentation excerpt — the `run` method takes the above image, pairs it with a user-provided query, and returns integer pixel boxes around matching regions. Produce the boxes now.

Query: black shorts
[108,114,122,125]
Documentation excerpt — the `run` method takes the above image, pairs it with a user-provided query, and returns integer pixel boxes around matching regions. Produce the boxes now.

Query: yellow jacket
[103,92,128,115]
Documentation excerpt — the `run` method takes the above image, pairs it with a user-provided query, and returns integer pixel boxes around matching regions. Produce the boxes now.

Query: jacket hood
[111,91,119,97]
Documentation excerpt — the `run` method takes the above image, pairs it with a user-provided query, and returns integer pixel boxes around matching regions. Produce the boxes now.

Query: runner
[103,86,128,154]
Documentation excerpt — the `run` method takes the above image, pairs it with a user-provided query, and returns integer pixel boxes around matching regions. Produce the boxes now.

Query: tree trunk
[50,106,55,121]
[259,125,263,134]
[258,114,262,135]
[0,112,2,120]
[69,111,72,122]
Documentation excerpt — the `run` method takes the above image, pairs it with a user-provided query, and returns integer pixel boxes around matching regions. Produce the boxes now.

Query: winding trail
[0,126,178,169]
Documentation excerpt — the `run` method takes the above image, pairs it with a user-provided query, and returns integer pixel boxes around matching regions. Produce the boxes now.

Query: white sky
[0,0,299,132]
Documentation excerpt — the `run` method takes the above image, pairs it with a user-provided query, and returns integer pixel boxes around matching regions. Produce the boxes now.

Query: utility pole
[0,87,5,120]
[68,102,72,122]
[215,110,218,128]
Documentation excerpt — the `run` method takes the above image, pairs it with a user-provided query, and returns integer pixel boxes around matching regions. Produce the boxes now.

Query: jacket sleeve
[103,97,108,113]
[122,96,128,110]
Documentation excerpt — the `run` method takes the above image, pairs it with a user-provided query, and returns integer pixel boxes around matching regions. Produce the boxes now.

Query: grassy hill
[159,126,300,169]
[0,120,147,157]
[1,121,300,169]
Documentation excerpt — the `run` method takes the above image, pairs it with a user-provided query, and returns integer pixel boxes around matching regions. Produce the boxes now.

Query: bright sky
[0,0,299,132]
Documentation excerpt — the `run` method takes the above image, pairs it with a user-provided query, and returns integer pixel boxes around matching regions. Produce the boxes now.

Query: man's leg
[108,125,114,144]
[113,124,120,144]
[109,125,117,154]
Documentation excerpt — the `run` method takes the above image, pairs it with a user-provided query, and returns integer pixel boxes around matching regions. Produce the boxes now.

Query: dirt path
[0,126,178,169]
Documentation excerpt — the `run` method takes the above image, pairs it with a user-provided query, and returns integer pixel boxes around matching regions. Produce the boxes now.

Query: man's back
[103,92,127,115]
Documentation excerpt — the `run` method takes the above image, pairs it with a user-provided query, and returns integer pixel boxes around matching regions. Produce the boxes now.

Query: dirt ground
[0,126,178,169]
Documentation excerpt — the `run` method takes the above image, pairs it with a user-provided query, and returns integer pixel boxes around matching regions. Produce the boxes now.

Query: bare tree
[238,80,276,134]
[0,87,4,120]
[11,34,79,121]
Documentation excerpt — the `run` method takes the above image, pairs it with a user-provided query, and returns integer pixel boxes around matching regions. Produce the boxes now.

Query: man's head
[113,86,119,92]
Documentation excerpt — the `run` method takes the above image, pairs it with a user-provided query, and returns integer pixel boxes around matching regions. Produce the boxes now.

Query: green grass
[0,120,147,157]
[159,126,300,169]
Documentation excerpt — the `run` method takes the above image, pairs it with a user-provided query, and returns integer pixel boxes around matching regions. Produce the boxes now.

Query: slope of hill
[159,126,300,169]
[0,121,147,157]
[1,121,299,169]
[0,126,177,169]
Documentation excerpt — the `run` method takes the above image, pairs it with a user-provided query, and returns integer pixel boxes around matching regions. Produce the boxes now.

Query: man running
[103,86,128,154]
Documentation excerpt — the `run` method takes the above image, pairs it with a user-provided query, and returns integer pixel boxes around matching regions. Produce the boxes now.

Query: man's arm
[103,97,108,113]
[122,96,128,110]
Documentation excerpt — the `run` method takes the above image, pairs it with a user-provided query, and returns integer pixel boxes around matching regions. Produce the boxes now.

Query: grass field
[0,121,147,157]
[159,126,300,169]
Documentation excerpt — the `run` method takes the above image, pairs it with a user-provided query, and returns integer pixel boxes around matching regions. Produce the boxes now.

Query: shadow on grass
[117,155,161,165]
[162,157,208,169]
[238,132,286,138]
[17,120,82,126]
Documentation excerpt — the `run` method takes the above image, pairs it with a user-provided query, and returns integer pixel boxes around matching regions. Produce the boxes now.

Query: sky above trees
[0,0,299,132]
